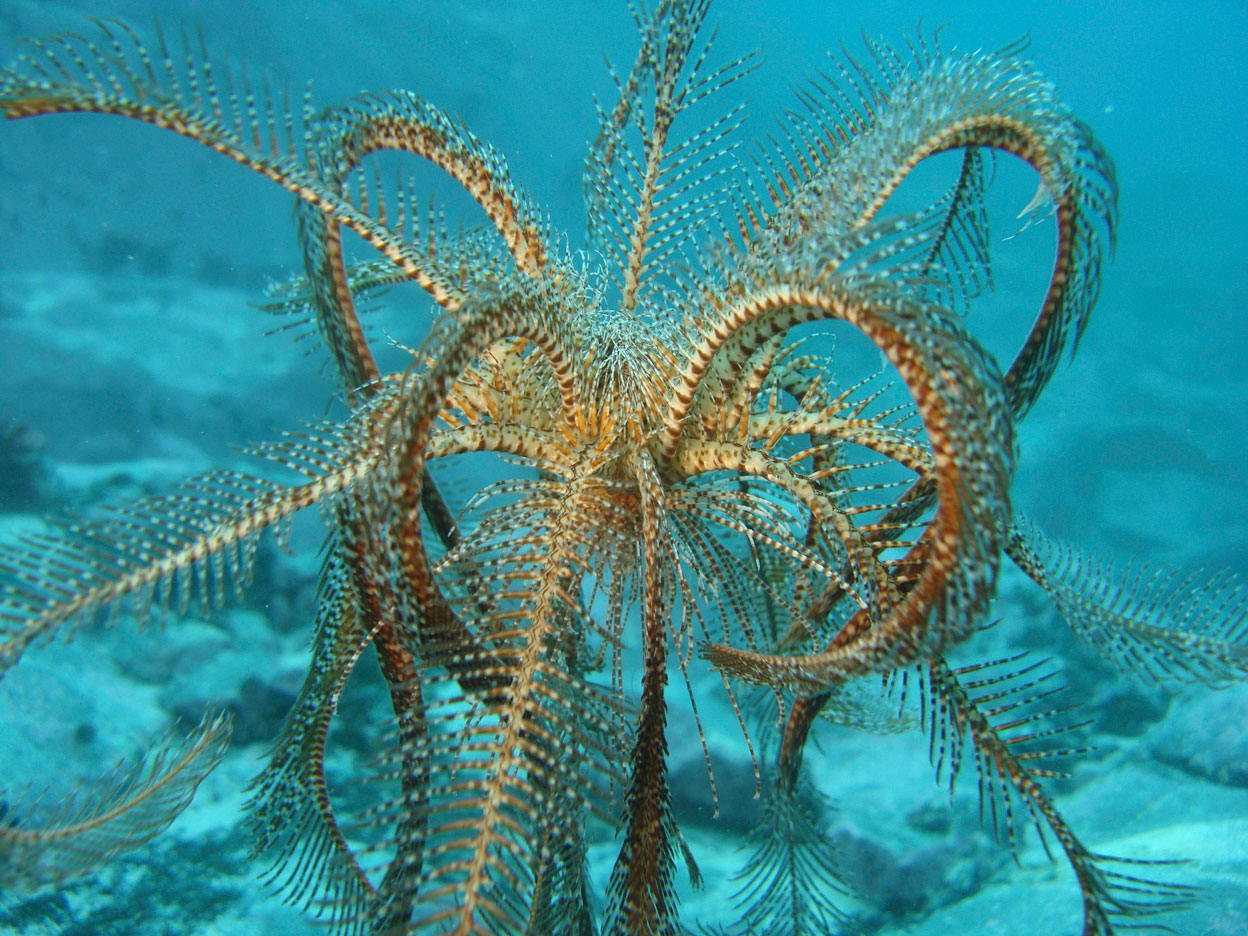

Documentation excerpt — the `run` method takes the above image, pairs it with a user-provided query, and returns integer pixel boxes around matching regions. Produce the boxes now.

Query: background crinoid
[1,0,1245,934]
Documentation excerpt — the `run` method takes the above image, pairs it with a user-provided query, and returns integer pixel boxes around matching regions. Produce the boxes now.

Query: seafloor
[1,1,1245,934]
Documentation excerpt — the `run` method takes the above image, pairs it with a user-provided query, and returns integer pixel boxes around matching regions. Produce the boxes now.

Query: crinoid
[1,1,1244,934]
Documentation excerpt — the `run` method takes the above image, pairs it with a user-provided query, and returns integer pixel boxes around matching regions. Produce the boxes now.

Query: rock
[830,823,1002,922]
[1151,683,1248,787]
[669,750,765,834]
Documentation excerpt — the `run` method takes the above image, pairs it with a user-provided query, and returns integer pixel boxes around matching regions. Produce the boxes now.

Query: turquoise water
[0,1,1245,933]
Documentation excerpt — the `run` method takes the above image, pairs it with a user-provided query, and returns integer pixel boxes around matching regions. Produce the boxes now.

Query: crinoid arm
[708,686,856,936]
[717,768,853,936]
[707,29,1117,421]
[688,270,1015,691]
[1009,518,1248,686]
[584,0,759,313]
[0,420,384,676]
[0,19,551,315]
[920,655,1197,935]
[0,711,231,892]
